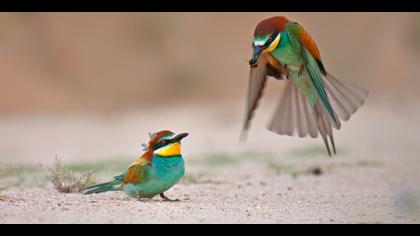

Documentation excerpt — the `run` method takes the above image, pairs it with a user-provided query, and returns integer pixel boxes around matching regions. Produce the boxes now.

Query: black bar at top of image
[0,0,419,12]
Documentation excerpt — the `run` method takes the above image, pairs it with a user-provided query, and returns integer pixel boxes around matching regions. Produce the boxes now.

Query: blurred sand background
[0,13,420,223]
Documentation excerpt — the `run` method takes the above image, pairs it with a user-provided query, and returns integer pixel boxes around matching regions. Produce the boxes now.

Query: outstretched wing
[270,22,369,156]
[241,52,288,140]
[287,21,369,127]
[323,73,369,122]
[268,78,319,138]
[287,22,340,128]
[268,71,368,156]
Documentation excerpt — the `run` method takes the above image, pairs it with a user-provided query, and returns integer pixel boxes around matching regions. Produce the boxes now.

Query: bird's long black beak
[249,46,263,67]
[172,133,189,142]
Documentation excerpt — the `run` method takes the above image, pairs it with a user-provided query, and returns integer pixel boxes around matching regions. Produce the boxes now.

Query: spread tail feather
[268,74,368,156]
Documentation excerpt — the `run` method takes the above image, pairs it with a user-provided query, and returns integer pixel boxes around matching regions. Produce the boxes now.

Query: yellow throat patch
[154,142,181,157]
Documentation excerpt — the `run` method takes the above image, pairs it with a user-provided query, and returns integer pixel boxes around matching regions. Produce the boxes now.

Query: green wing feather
[84,154,152,194]
[304,49,340,128]
[286,25,340,129]
[268,21,368,156]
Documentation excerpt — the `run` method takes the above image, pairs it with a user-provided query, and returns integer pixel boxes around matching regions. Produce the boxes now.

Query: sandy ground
[0,101,420,224]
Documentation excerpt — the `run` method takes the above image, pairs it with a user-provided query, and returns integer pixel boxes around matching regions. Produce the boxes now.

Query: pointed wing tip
[326,147,332,157]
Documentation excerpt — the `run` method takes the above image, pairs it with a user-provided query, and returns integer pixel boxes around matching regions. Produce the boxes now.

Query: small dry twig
[47,157,94,193]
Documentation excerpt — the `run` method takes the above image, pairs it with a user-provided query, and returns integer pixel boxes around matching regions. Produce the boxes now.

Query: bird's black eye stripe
[266,32,278,45]
[154,140,168,149]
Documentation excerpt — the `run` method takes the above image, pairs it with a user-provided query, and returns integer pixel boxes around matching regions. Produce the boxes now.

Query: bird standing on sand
[241,16,368,156]
[85,130,188,201]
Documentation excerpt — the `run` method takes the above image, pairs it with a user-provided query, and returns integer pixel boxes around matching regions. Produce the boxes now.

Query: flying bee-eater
[241,16,369,156]
[85,130,188,201]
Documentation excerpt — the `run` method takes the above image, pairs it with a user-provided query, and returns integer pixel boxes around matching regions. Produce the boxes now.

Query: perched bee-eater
[85,130,188,201]
[241,16,369,156]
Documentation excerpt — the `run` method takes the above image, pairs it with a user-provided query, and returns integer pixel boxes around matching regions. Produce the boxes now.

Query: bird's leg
[160,192,179,202]
[298,64,305,77]
[283,64,292,80]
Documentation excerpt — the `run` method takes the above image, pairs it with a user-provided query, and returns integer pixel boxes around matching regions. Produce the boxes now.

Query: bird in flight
[241,16,369,156]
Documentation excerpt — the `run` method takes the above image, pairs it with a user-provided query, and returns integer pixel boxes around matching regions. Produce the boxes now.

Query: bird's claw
[160,193,179,202]
[164,198,180,202]
[283,64,292,80]
[298,65,304,77]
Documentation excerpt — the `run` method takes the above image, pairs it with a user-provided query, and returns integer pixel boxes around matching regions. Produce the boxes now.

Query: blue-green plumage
[243,16,369,157]
[270,23,339,128]
[123,155,184,198]
[84,131,188,201]
[271,30,302,67]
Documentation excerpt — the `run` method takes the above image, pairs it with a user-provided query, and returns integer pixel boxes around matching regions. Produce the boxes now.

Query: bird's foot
[160,193,180,202]
[283,64,292,80]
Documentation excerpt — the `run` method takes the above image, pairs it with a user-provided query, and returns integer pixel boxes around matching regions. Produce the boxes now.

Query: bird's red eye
[154,140,167,149]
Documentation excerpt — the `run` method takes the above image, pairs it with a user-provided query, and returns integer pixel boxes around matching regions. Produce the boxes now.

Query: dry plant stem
[47,157,94,193]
